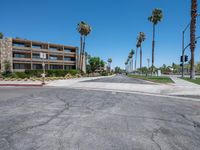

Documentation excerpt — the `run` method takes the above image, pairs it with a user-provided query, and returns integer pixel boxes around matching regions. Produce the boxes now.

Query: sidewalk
[170,76,199,87]
[163,76,200,96]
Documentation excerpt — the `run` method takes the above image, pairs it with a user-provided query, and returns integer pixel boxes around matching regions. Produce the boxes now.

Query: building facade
[0,38,78,72]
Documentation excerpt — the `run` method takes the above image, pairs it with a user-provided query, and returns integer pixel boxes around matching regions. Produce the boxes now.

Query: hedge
[1,69,80,78]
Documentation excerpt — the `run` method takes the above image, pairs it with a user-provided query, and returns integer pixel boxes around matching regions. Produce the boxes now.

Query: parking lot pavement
[0,87,200,150]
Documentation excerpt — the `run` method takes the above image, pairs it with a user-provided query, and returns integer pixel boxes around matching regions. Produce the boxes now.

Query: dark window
[13,63,31,69]
[33,64,42,70]
[64,49,72,52]
[50,65,63,70]
[32,54,40,59]
[64,65,75,70]
[13,43,25,47]
[64,57,71,61]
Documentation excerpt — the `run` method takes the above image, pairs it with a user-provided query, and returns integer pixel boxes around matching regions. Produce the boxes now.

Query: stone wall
[0,38,13,72]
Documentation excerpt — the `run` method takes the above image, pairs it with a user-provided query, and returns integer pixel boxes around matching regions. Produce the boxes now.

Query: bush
[100,71,109,76]
[25,70,43,77]
[14,72,29,79]
[2,69,81,79]
[68,70,80,76]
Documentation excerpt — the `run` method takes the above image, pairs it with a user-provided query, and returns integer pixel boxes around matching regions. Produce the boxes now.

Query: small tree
[88,57,101,73]
[3,60,11,74]
[0,32,3,39]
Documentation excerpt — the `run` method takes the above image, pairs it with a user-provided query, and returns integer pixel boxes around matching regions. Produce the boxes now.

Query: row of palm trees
[125,49,134,72]
[125,8,163,74]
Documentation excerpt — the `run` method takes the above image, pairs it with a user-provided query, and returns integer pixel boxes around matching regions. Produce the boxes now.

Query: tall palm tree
[107,58,112,72]
[129,49,135,72]
[126,58,130,72]
[125,61,128,72]
[77,21,91,71]
[148,8,163,75]
[190,0,197,79]
[135,42,140,70]
[137,32,146,69]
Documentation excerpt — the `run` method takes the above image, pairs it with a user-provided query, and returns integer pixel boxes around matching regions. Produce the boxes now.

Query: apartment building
[0,38,78,72]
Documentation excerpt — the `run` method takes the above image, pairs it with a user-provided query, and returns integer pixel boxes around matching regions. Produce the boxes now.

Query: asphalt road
[0,87,200,150]
[83,74,152,84]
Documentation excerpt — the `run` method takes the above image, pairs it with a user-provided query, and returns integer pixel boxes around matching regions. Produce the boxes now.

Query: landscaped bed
[128,75,174,84]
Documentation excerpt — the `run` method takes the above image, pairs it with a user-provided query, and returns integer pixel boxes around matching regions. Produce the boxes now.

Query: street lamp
[40,52,46,85]
[181,14,200,78]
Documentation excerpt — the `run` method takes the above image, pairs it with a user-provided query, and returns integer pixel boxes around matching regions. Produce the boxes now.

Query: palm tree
[135,42,140,70]
[0,32,3,39]
[190,0,197,79]
[107,58,112,72]
[148,8,163,75]
[125,61,128,72]
[137,32,146,69]
[77,21,91,71]
[129,49,135,72]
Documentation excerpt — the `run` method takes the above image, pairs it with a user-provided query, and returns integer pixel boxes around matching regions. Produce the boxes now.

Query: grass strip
[128,75,174,84]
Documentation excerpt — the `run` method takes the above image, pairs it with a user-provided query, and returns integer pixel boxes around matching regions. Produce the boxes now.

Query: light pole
[181,23,190,78]
[147,58,150,69]
[40,52,46,85]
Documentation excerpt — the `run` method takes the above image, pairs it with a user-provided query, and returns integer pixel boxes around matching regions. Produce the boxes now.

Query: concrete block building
[0,38,78,72]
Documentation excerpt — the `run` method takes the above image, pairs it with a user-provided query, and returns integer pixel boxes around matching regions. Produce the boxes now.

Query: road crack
[151,128,162,150]
[3,94,70,141]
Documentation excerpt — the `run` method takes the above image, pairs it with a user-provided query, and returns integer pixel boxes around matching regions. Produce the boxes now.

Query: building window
[64,57,72,61]
[32,45,42,49]
[32,54,40,59]
[13,43,25,47]
[50,65,63,70]
[49,56,58,60]
[49,47,58,51]
[13,63,31,69]
[64,49,72,52]
[13,53,31,58]
[33,64,42,70]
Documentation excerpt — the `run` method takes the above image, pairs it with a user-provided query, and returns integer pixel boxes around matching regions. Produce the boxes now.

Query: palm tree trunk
[80,35,86,71]
[190,0,197,79]
[79,35,83,70]
[151,24,155,75]
[135,47,138,70]
[140,46,142,69]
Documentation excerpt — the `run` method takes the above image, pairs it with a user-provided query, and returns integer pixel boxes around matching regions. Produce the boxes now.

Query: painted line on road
[68,86,200,102]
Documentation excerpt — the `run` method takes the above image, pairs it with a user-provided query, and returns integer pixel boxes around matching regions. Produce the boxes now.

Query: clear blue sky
[1,0,200,69]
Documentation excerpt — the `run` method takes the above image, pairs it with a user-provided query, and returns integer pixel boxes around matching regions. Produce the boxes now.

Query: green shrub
[100,71,109,76]
[14,72,28,79]
[67,70,80,76]
[25,70,43,77]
